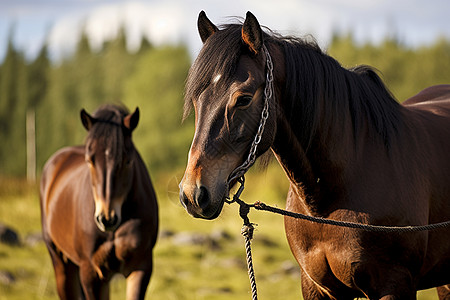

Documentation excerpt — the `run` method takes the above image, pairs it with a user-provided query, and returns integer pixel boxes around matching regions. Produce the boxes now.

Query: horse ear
[198,11,218,43]
[80,109,96,131]
[242,11,263,55]
[123,107,139,132]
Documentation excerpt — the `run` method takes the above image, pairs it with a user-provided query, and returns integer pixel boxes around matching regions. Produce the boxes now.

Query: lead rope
[226,177,258,300]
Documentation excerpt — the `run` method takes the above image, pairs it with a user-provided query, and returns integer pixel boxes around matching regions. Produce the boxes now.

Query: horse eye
[125,158,132,166]
[86,155,95,165]
[235,95,253,108]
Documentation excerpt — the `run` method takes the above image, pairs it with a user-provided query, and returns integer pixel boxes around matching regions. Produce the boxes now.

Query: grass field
[0,164,439,299]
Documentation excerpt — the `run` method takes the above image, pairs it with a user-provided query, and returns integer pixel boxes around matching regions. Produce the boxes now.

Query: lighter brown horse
[179,11,450,299]
[40,105,158,300]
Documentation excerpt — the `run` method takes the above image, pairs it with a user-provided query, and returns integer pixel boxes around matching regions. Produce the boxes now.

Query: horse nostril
[195,186,210,209]
[180,191,189,208]
[96,214,102,225]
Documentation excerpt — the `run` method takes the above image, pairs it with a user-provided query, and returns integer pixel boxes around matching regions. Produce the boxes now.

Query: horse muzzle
[95,211,120,232]
[179,181,225,219]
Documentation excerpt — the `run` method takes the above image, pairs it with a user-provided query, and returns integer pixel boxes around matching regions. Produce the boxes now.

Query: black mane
[184,23,401,147]
[275,34,401,147]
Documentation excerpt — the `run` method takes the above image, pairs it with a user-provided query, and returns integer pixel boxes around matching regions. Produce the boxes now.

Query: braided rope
[241,223,258,300]
[252,201,450,232]
[227,191,259,300]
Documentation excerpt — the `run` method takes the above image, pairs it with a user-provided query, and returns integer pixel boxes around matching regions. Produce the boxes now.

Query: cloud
[2,0,450,61]
[46,1,200,60]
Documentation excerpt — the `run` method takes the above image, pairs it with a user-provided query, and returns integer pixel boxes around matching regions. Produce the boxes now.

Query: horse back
[403,84,450,105]
[40,145,87,212]
[40,146,91,263]
[41,145,88,207]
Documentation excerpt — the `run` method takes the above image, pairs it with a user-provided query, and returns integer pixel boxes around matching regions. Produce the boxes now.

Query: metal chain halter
[226,44,274,189]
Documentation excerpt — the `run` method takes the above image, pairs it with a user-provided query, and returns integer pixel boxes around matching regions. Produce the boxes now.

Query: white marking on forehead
[212,73,222,84]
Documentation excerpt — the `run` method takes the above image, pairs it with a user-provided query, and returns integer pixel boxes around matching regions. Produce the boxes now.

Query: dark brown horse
[179,11,450,299]
[40,105,158,300]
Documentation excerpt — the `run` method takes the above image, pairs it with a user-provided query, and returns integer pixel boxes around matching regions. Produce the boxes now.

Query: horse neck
[271,109,355,214]
[129,149,149,197]
[129,147,141,188]
[269,41,400,214]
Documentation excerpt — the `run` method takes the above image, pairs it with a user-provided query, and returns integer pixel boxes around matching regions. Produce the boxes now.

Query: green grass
[0,166,440,299]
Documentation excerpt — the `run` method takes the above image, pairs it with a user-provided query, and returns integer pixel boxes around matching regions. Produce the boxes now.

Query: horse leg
[125,269,152,300]
[46,241,82,300]
[300,271,346,300]
[354,265,416,300]
[79,262,109,300]
[437,285,450,300]
[376,277,416,300]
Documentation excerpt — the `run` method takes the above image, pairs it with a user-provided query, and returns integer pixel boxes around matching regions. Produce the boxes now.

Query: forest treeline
[0,29,449,178]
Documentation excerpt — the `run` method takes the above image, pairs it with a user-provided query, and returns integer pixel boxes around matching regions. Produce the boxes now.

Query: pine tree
[27,43,50,181]
[102,25,134,102]
[123,45,192,173]
[0,28,28,176]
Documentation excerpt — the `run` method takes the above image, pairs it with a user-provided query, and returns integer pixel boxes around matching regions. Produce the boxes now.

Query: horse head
[80,105,139,232]
[179,11,277,219]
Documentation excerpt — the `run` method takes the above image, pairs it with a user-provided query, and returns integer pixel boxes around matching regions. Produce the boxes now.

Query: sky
[1,0,450,62]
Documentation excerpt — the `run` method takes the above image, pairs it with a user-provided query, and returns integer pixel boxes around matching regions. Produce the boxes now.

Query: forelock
[184,24,244,120]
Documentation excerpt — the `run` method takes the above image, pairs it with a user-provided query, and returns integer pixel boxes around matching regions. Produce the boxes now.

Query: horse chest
[90,219,151,277]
